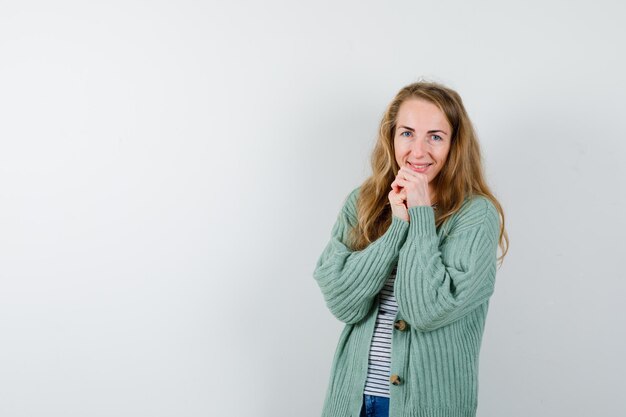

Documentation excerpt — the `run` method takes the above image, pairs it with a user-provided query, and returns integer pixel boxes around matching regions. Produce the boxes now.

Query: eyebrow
[398,125,449,135]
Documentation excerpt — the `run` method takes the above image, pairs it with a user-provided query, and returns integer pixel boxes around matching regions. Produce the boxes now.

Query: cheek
[395,139,410,152]
[393,140,404,159]
[438,146,451,163]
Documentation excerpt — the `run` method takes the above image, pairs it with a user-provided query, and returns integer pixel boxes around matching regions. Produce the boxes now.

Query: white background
[1,1,625,416]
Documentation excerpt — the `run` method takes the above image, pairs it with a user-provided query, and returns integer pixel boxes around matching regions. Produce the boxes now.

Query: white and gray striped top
[363,265,398,398]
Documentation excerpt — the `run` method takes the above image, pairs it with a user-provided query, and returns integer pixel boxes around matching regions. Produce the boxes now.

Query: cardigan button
[390,374,401,386]
[394,319,408,331]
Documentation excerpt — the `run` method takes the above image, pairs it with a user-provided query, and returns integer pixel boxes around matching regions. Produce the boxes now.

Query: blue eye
[400,131,412,137]
[431,135,442,141]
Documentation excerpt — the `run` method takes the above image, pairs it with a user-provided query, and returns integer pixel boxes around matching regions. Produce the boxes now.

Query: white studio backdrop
[1,1,625,416]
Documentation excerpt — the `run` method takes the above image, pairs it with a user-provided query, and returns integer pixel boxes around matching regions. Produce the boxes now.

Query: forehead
[396,98,450,130]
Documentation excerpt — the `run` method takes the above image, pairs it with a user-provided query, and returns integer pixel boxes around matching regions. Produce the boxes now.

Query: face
[393,98,452,199]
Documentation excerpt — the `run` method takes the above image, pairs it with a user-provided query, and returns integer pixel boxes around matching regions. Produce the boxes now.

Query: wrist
[407,200,431,208]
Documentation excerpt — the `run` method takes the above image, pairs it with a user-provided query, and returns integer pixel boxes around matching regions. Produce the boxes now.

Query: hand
[388,178,409,222]
[394,167,432,208]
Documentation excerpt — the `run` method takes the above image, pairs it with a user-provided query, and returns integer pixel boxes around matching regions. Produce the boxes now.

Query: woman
[313,81,509,417]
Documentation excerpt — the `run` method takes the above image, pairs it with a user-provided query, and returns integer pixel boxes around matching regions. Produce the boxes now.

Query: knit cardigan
[313,186,500,417]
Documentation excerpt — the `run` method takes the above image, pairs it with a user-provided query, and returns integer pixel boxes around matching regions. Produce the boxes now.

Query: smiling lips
[408,162,432,172]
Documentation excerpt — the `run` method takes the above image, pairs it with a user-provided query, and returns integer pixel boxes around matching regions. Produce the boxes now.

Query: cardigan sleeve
[394,197,500,331]
[313,189,409,324]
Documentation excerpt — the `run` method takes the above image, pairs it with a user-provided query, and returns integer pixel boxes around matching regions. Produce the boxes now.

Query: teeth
[410,163,430,169]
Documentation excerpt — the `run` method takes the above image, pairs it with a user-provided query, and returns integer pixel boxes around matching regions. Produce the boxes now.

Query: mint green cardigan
[313,186,500,417]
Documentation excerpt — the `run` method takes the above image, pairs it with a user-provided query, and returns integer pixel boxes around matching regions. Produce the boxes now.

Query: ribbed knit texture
[313,186,499,417]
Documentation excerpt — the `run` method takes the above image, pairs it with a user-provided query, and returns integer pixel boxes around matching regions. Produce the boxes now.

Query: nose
[411,135,428,157]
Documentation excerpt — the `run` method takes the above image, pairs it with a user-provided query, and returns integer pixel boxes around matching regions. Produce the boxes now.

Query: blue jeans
[359,394,389,417]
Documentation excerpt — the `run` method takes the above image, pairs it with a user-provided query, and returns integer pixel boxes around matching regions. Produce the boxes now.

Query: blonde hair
[348,81,509,266]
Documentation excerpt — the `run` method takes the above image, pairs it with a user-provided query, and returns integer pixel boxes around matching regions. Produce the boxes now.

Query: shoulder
[346,185,361,205]
[447,195,499,237]
[460,195,497,219]
[341,186,361,222]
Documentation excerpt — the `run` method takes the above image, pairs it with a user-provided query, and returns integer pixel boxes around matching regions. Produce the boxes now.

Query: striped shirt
[363,265,398,397]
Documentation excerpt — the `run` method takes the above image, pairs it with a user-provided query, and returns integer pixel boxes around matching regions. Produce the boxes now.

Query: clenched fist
[389,167,433,222]
[388,177,409,222]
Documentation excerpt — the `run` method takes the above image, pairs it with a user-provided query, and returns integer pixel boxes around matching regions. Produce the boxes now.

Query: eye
[400,131,412,137]
[431,134,443,141]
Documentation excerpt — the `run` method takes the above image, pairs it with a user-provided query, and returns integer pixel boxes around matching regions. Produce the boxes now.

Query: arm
[313,190,409,324]
[394,197,500,331]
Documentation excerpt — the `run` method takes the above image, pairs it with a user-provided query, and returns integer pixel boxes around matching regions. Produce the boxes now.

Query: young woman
[313,81,509,417]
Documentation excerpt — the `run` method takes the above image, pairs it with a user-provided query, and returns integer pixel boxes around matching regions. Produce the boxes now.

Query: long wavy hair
[348,81,509,266]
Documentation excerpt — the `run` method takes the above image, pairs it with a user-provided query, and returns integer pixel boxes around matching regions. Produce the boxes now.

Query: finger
[390,179,403,193]
[398,167,415,178]
[397,171,426,184]
[395,177,411,187]
[397,170,414,182]
[399,166,426,180]
[388,190,404,205]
